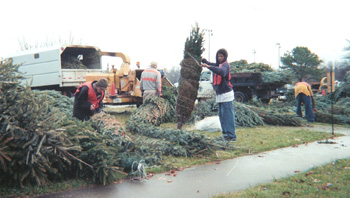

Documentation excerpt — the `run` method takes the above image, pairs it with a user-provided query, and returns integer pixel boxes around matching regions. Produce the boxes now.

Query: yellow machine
[85,51,173,106]
[310,69,335,95]
[325,69,336,93]
[85,51,143,106]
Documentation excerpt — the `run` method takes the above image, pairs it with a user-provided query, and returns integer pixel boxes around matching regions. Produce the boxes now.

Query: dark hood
[215,48,228,65]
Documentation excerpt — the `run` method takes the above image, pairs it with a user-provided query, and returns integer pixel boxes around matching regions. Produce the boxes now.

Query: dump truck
[198,68,282,103]
[7,45,105,96]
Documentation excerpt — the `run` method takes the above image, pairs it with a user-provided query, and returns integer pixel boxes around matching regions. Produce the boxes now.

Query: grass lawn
[214,158,350,198]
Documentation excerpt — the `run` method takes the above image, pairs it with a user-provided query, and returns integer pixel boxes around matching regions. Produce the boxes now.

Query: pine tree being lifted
[176,23,204,129]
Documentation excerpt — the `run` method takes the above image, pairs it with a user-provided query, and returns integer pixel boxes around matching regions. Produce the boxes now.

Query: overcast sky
[1,0,349,70]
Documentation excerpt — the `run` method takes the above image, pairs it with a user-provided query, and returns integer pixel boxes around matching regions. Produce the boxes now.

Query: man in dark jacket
[201,49,237,142]
[73,78,108,121]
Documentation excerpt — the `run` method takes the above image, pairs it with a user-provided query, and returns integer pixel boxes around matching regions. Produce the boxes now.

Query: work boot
[225,137,237,142]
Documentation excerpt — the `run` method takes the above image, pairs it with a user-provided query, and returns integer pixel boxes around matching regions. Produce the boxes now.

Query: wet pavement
[40,125,350,198]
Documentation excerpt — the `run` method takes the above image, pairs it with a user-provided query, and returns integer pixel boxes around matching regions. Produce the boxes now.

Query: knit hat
[95,78,108,89]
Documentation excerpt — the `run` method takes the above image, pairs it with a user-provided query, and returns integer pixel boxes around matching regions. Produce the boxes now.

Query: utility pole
[252,49,256,63]
[276,43,281,67]
[204,29,213,61]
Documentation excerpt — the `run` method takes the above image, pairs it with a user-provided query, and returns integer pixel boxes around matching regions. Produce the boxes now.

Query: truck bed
[230,73,263,87]
[231,72,281,90]
[61,69,104,87]
[9,45,104,88]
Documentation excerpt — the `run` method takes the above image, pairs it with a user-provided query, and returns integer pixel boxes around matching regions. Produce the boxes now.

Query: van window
[200,71,211,81]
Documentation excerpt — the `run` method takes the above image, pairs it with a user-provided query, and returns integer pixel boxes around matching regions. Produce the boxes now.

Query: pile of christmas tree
[230,60,293,87]
[127,94,227,157]
[0,61,160,188]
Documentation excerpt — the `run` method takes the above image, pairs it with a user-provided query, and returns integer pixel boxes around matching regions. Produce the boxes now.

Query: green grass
[213,159,350,198]
[104,105,136,127]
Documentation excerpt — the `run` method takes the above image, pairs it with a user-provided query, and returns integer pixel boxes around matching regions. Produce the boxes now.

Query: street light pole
[276,43,281,67]
[204,29,213,61]
[253,49,256,63]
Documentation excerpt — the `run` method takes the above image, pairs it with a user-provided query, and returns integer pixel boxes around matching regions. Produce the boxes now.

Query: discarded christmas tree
[0,61,152,187]
[176,23,204,129]
[127,87,228,157]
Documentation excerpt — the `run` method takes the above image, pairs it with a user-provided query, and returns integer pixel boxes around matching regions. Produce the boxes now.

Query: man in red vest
[73,78,108,121]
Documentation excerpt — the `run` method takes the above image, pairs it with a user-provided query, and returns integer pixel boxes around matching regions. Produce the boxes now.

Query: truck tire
[234,91,247,103]
[261,99,271,104]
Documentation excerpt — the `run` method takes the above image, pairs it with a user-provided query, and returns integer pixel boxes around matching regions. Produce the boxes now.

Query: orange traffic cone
[321,89,326,96]
[109,83,117,98]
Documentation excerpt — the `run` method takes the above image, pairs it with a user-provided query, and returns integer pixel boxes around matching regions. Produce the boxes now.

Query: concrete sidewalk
[41,126,350,198]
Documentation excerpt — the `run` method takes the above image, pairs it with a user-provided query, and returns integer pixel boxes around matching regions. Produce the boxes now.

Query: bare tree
[334,61,350,81]
[344,39,350,62]
[18,31,82,51]
[165,66,181,84]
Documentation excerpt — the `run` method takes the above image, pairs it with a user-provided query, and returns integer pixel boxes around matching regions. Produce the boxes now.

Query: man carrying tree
[294,78,317,122]
[201,48,237,142]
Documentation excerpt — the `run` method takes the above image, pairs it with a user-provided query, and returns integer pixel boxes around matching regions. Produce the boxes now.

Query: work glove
[95,107,103,113]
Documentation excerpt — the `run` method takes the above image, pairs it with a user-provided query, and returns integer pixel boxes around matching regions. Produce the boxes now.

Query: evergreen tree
[280,46,324,81]
[183,22,205,60]
[176,23,205,129]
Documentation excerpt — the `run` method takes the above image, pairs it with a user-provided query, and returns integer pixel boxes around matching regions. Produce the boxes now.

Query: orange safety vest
[213,61,232,87]
[75,82,104,108]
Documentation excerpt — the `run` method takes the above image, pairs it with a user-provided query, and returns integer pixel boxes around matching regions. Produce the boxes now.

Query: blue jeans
[296,93,315,122]
[218,101,236,139]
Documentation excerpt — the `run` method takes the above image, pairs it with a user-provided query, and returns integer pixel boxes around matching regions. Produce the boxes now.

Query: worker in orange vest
[73,78,108,121]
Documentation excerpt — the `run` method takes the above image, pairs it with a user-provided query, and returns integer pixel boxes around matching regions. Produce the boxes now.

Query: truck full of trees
[198,68,285,103]
[198,46,327,103]
[7,45,105,96]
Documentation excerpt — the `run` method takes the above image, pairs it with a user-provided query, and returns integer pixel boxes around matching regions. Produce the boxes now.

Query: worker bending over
[140,61,162,100]
[73,78,108,121]
[294,78,317,122]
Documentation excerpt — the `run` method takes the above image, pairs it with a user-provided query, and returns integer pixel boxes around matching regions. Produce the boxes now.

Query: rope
[130,160,148,182]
